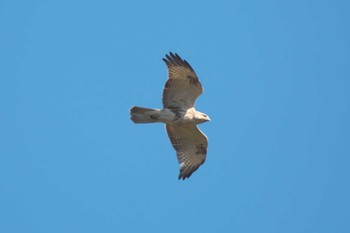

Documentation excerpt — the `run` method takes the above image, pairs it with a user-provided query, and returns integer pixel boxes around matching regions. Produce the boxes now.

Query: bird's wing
[165,124,208,180]
[162,52,203,109]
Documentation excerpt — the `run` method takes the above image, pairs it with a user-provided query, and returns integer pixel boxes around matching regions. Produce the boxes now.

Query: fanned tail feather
[129,106,161,123]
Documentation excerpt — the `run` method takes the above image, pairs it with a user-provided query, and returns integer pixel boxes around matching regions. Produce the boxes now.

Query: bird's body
[130,52,210,180]
[130,106,208,125]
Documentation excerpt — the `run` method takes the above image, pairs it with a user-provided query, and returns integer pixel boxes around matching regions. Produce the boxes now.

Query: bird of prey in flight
[130,52,210,180]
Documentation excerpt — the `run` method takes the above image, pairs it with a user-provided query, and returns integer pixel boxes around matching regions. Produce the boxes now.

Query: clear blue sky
[1,1,350,232]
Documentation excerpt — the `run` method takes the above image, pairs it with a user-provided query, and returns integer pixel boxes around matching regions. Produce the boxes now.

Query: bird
[129,52,210,180]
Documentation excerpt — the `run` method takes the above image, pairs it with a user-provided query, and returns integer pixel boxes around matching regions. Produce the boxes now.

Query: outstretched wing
[165,124,208,180]
[162,52,203,109]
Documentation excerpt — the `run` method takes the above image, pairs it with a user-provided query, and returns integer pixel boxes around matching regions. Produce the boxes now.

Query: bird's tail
[129,106,161,123]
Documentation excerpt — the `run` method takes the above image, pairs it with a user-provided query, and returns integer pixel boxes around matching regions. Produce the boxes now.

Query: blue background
[1,0,350,232]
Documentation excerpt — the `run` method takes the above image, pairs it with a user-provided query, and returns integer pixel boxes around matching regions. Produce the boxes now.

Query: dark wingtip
[162,58,168,64]
[164,52,178,61]
[178,171,192,180]
[163,52,195,72]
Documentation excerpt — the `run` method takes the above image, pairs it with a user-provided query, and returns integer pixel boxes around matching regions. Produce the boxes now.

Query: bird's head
[197,112,211,124]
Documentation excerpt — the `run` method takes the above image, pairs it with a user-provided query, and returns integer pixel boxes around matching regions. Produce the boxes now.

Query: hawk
[130,52,210,180]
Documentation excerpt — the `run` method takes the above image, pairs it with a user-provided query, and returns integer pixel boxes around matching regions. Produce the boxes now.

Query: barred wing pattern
[162,53,203,109]
[166,124,208,180]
